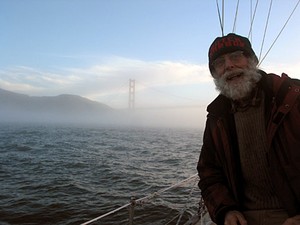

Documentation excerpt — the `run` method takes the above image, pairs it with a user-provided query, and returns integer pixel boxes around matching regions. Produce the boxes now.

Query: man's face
[212,51,261,100]
[212,51,249,78]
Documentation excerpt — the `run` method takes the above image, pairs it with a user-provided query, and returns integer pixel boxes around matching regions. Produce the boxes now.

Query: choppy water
[0,123,203,225]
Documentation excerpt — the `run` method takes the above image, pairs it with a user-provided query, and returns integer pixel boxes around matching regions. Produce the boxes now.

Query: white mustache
[222,69,244,81]
[214,68,262,100]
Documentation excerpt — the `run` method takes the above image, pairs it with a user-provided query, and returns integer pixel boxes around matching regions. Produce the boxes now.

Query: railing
[80,173,206,225]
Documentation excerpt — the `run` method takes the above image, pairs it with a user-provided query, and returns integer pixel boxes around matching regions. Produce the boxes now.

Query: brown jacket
[197,71,300,224]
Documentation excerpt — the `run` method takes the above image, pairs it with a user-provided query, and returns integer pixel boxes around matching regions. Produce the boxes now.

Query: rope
[258,0,273,62]
[232,0,240,33]
[248,0,259,39]
[249,0,252,41]
[259,0,300,66]
[80,203,131,225]
[176,176,199,225]
[135,173,199,205]
[222,0,225,35]
[216,0,224,36]
[80,173,199,225]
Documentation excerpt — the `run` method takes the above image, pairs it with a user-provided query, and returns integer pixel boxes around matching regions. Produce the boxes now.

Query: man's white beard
[213,67,262,100]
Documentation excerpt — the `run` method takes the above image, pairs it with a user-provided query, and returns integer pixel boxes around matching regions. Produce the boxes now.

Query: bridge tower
[128,79,135,110]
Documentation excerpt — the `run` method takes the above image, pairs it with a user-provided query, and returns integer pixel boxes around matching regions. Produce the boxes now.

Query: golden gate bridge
[104,79,205,110]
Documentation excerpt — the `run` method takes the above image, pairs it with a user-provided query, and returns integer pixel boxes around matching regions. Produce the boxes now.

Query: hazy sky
[1,0,300,112]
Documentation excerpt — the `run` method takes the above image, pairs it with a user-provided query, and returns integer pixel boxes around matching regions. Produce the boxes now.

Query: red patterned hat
[208,33,258,73]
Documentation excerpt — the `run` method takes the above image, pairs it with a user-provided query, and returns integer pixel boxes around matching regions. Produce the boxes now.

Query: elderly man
[197,33,300,225]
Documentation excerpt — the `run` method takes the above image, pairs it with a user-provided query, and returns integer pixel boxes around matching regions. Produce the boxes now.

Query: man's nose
[224,57,235,70]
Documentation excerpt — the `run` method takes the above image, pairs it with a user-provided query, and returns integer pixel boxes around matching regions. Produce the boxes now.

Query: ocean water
[0,123,203,225]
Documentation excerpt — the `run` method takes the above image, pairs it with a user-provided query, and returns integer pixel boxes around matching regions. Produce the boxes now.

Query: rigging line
[80,203,131,225]
[175,177,199,225]
[248,0,259,39]
[80,173,199,225]
[259,0,300,66]
[232,0,240,33]
[249,0,259,39]
[222,0,225,35]
[249,0,253,41]
[258,0,273,62]
[136,174,199,204]
[216,0,224,36]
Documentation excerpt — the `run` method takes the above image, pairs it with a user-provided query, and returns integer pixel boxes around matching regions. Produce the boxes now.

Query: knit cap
[208,33,258,73]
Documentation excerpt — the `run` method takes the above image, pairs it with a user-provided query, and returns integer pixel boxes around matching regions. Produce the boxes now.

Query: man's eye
[214,58,224,67]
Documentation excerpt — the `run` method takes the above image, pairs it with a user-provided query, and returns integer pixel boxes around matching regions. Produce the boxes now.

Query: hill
[0,88,114,124]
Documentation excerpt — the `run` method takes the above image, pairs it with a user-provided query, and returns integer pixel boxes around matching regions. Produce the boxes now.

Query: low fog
[120,107,207,128]
[0,87,208,129]
[0,107,207,129]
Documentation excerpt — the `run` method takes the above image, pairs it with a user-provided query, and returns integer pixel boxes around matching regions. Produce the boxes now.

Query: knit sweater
[234,93,282,210]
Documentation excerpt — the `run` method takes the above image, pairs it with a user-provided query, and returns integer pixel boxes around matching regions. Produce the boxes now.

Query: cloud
[260,61,300,79]
[0,57,212,108]
[2,56,300,109]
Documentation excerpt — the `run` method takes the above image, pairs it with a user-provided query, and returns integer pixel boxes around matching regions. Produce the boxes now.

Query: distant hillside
[0,88,114,123]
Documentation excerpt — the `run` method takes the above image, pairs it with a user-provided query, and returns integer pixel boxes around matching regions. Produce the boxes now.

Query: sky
[1,0,300,127]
